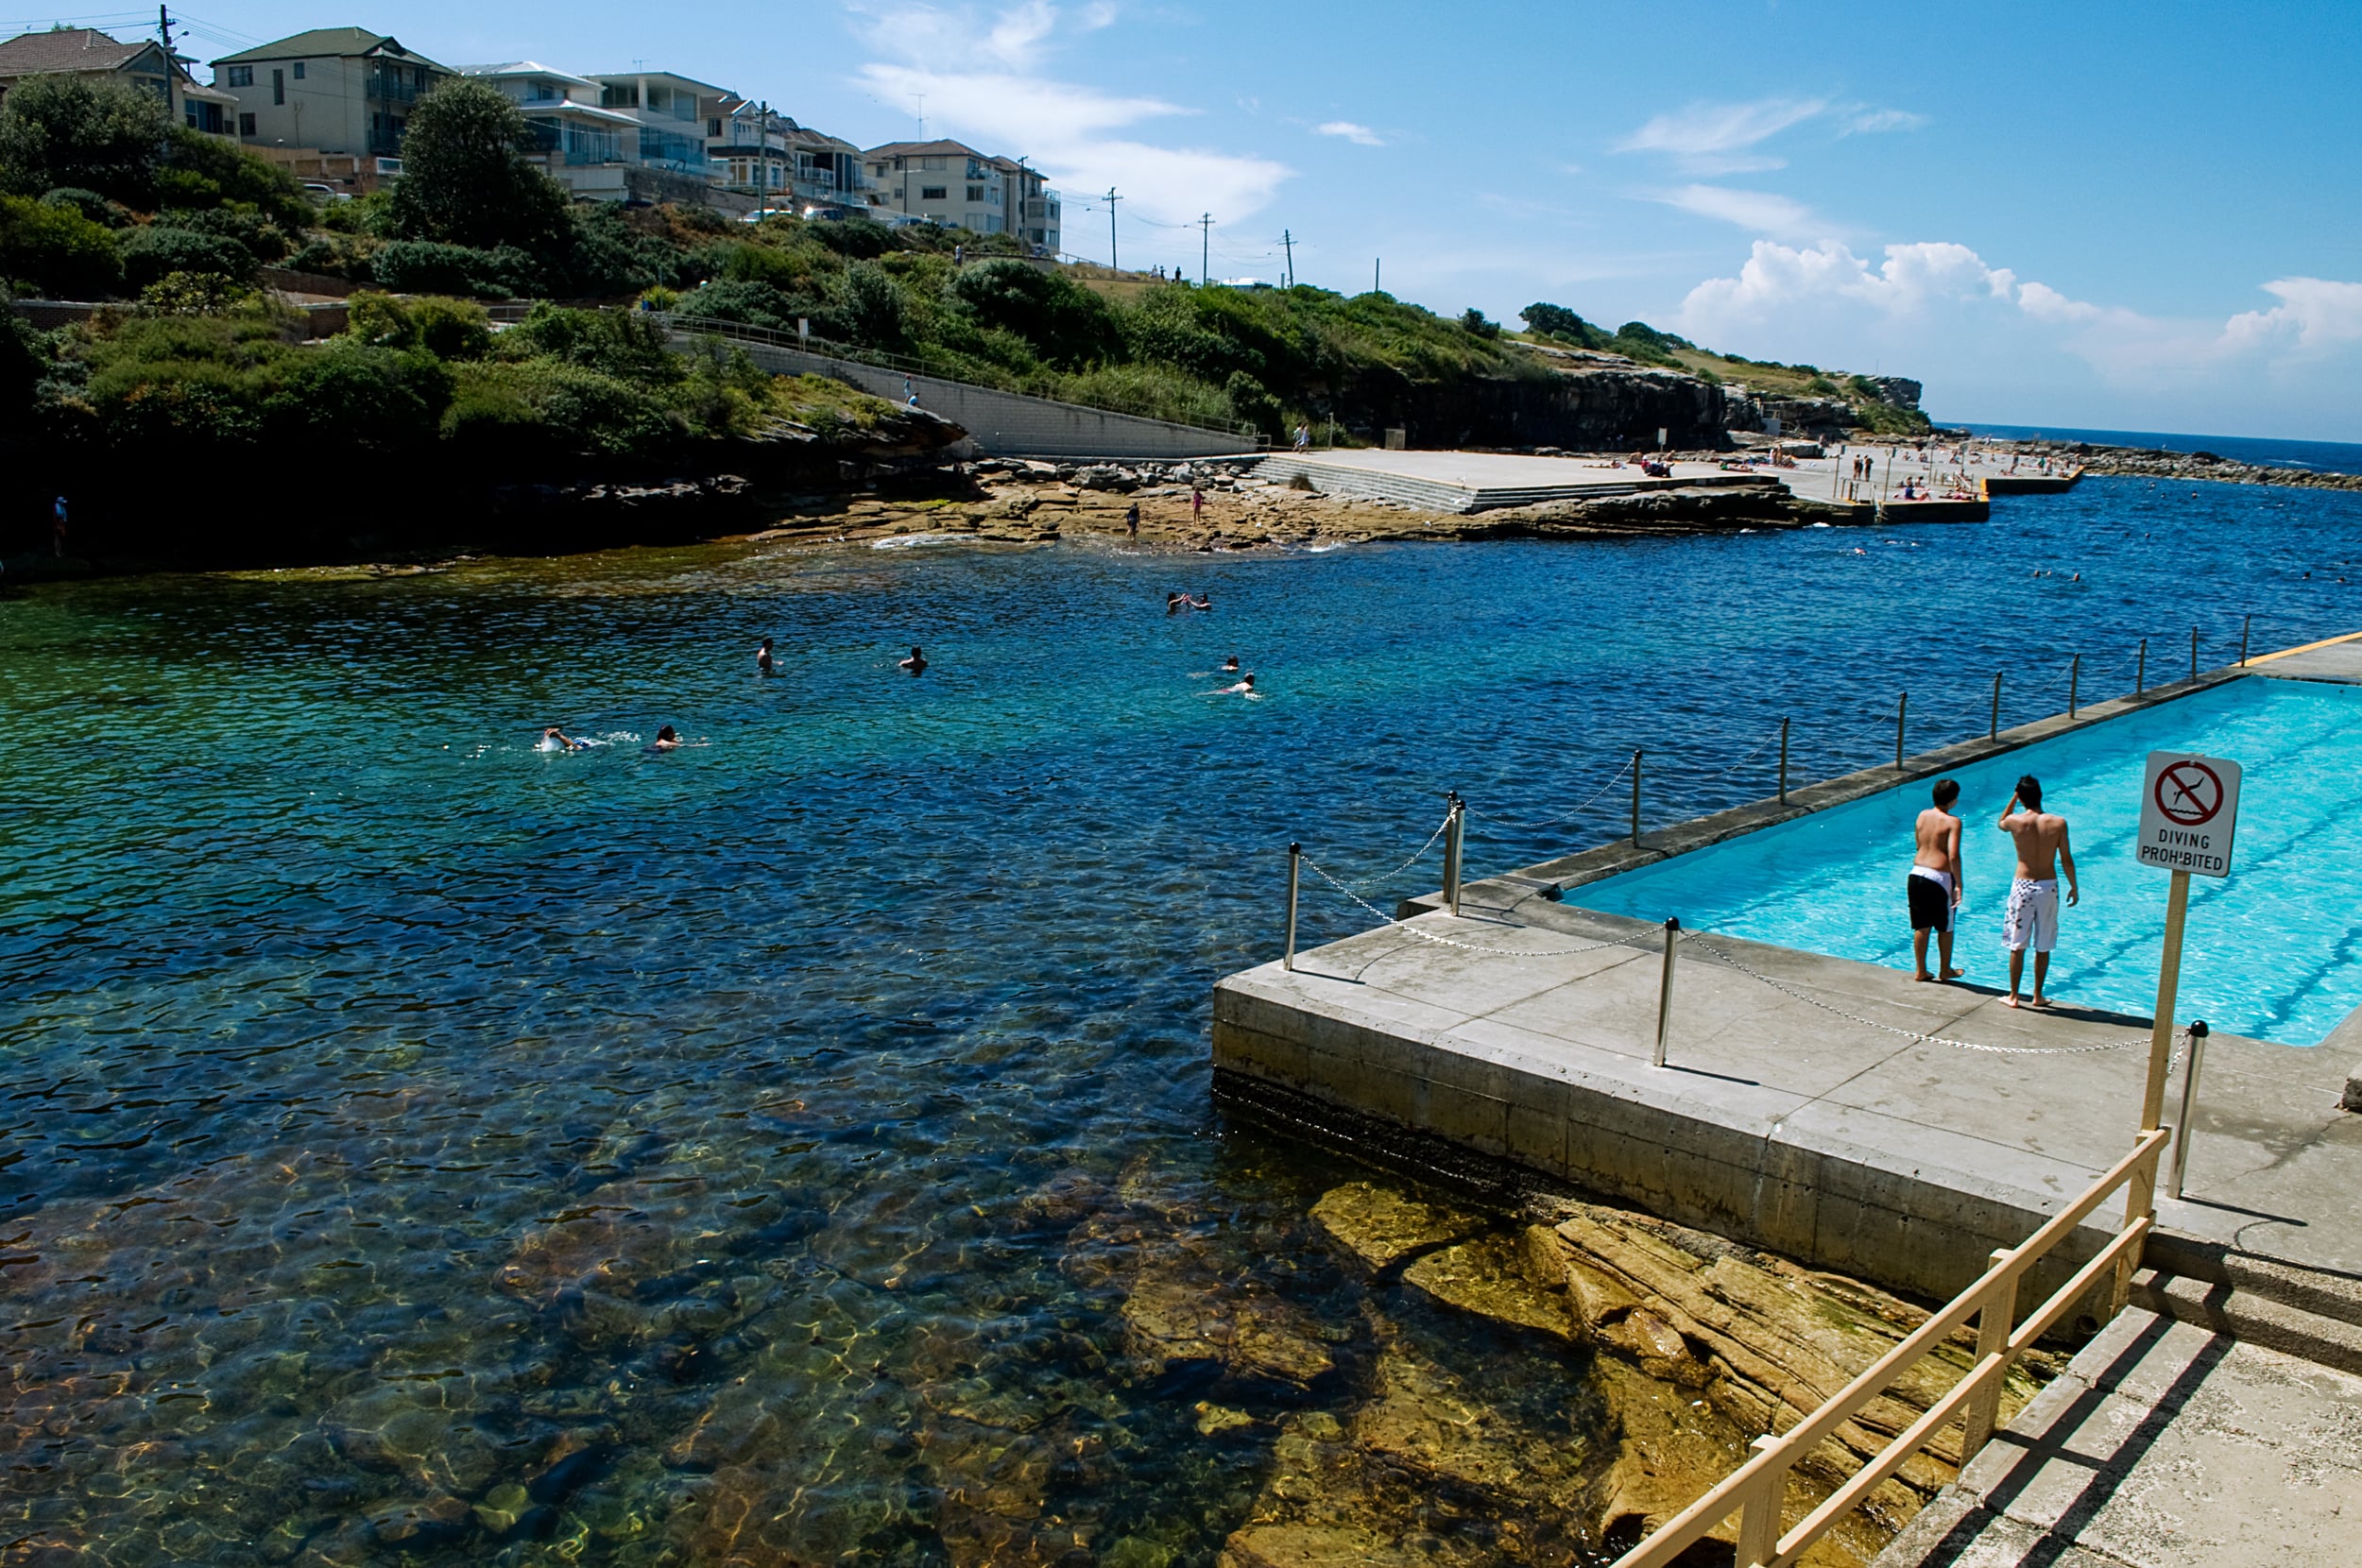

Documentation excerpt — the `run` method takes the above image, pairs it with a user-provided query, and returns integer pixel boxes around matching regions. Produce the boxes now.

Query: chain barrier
[1681,931,2129,1056]
[1328,810,1454,892]
[1461,751,1635,833]
[1300,855,1637,959]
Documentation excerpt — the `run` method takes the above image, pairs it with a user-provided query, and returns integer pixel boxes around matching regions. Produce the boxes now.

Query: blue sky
[25,0,2362,437]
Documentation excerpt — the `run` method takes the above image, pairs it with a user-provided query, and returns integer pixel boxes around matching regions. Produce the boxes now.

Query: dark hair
[1932,777,1960,807]
[2015,775,2043,809]
[658,724,676,741]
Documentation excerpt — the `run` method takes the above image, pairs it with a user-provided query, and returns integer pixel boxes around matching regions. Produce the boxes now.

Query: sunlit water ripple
[1,474,2356,1564]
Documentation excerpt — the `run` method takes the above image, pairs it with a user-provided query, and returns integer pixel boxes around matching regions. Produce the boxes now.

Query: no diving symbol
[2156,760,2224,827]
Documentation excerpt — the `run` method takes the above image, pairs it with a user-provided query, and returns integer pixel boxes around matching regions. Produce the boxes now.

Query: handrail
[652,312,1268,444]
[1611,1125,2169,1568]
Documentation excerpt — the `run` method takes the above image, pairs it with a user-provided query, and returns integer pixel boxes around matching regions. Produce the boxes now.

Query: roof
[213,28,448,70]
[0,27,163,76]
[864,139,991,162]
[587,68,730,97]
[460,60,593,87]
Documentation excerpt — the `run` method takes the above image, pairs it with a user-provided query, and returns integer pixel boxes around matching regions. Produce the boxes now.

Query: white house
[459,63,642,202]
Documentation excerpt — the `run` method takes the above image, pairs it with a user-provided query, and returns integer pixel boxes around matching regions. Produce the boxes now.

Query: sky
[20,0,2362,438]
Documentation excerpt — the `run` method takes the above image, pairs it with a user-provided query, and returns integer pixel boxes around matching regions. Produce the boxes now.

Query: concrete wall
[1210,982,2116,1321]
[681,334,1258,459]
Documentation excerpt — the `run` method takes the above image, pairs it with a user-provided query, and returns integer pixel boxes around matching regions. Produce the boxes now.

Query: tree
[1519,301,1599,346]
[0,192,123,296]
[0,76,167,208]
[386,78,571,253]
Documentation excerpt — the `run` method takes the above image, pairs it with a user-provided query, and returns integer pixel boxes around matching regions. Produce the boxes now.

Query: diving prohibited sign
[2135,750,2242,877]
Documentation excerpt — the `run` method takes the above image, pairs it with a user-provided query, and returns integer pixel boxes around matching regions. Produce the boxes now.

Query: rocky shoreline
[2010,439,2362,492]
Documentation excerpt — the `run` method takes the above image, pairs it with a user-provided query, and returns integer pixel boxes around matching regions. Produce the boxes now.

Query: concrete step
[2148,1231,2362,1331]
[2130,1268,2362,1376]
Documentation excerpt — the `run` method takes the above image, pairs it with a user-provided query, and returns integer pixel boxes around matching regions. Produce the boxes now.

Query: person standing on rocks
[1124,503,1140,538]
[1191,486,1207,521]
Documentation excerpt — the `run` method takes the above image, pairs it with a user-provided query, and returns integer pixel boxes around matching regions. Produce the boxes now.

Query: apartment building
[210,27,451,160]
[587,69,754,213]
[0,26,237,136]
[459,62,642,201]
[996,157,1061,254]
[861,140,1057,252]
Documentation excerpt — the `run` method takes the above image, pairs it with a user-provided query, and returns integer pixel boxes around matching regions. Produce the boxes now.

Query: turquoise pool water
[1575,674,2362,1044]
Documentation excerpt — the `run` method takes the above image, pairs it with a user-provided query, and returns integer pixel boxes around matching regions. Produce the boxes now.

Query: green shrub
[442,357,682,456]
[137,269,254,315]
[153,206,291,265]
[841,260,906,348]
[1460,307,1500,338]
[41,186,125,226]
[1805,375,1840,397]
[345,290,488,357]
[502,302,676,381]
[160,124,311,229]
[0,310,52,418]
[119,225,254,290]
[0,191,121,296]
[0,76,165,207]
[371,240,529,298]
[944,258,1116,366]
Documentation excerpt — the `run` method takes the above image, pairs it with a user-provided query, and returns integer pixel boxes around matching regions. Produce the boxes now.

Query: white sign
[2135,750,2242,878]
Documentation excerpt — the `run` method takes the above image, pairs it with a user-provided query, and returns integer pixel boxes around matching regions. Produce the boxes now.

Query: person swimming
[654,725,682,751]
[1222,655,1240,672]
[899,645,928,673]
[539,725,584,753]
[1167,592,1185,614]
[1191,593,1212,611]
[1213,673,1256,695]
[756,638,774,676]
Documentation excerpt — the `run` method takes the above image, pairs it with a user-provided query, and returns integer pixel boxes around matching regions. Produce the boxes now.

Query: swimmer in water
[1167,591,1185,614]
[756,638,774,676]
[654,725,682,751]
[539,725,584,753]
[1222,655,1241,673]
[1213,673,1256,695]
[1191,593,1212,611]
[900,645,928,673]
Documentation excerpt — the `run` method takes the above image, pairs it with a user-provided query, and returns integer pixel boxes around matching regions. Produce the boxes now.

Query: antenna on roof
[914,91,925,139]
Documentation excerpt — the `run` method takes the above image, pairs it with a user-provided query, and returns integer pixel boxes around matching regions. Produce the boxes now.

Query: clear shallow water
[1,474,2358,1564]
[1576,677,2362,1043]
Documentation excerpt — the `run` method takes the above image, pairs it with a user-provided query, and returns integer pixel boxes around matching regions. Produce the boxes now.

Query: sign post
[2114,750,2242,1310]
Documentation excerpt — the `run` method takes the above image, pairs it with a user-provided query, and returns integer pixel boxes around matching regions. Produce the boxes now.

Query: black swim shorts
[1907,871,1952,932]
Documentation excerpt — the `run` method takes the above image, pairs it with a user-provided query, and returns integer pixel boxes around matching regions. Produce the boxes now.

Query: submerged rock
[1309,1182,1487,1273]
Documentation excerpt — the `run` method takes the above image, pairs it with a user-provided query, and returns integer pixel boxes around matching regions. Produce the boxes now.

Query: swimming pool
[1572,674,2362,1045]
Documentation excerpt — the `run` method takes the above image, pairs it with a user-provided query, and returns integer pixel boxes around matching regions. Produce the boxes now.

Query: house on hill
[0,26,237,136]
[209,27,452,165]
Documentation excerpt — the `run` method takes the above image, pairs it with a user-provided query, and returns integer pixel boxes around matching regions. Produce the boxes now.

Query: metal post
[2069,654,2080,717]
[2136,638,2147,695]
[1777,717,1790,804]
[1895,690,1908,770]
[1443,793,1464,919]
[1652,917,1681,1068]
[2239,614,2251,667]
[1960,1246,2017,1461]
[2190,626,2199,682]
[2169,1021,2209,1200]
[1283,843,1300,971]
[1990,672,2002,740]
[1630,749,1642,847]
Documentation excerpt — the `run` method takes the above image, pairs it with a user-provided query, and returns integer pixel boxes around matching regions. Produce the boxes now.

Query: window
[599,83,637,109]
[292,60,305,79]
[226,64,252,87]
[238,111,255,135]
[966,184,984,201]
[920,155,945,170]
[646,85,669,111]
[708,118,721,138]
[271,68,283,105]
[919,185,947,200]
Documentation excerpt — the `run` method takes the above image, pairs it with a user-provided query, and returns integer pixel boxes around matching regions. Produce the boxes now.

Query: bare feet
[2029,994,2052,1009]
[1913,971,1935,982]
[2005,995,2022,1009]
[1943,967,1965,980]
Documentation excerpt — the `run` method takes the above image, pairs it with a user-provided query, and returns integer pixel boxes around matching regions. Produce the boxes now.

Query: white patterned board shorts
[2004,878,2059,953]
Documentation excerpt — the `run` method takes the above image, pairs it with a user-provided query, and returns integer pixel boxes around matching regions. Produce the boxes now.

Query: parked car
[301,182,354,206]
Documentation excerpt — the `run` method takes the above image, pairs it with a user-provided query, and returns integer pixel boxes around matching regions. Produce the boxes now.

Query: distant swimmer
[756,637,775,676]
[1213,673,1257,695]
[539,725,584,753]
[1168,591,1186,614]
[899,645,928,674]
[1997,775,2079,1009]
[1222,655,1241,673]
[1191,593,1212,611]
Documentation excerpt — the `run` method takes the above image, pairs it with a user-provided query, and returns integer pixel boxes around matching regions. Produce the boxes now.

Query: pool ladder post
[2239,615,2251,667]
[1442,793,1464,918]
[2189,625,2199,683]
[1630,749,1643,848]
[1990,672,2002,741]
[2069,654,2080,717]
[2136,638,2147,695]
[1652,917,1681,1068]
[1894,690,1908,770]
[2169,1020,2210,1200]
[1777,717,1789,804]
[1282,843,1300,971]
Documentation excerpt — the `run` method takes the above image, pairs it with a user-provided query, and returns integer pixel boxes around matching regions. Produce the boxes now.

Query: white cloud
[1840,107,1928,135]
[1653,184,1826,242]
[1678,240,2015,332]
[846,4,1290,230]
[1614,96,1828,172]
[1314,120,1384,146]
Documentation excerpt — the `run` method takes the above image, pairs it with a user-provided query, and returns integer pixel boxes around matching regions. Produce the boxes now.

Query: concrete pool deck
[1214,639,2362,1360]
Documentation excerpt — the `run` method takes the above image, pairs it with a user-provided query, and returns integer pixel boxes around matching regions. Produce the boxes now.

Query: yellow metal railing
[1611,1126,2169,1568]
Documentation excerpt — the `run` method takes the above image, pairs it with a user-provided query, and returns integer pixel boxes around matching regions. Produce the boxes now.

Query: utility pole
[1198,213,1212,284]
[1281,229,1293,288]
[156,5,177,123]
[914,92,926,140]
[1104,187,1121,271]
[1374,258,1381,295]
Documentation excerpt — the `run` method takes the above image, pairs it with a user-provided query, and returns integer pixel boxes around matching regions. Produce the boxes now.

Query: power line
[1197,212,1212,284]
[1104,187,1121,271]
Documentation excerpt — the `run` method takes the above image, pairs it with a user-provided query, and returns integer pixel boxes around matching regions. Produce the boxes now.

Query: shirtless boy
[1908,777,1964,981]
[1997,775,2079,1008]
